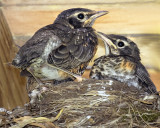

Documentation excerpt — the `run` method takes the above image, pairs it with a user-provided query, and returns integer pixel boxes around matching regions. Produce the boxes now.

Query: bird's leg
[26,77,35,93]
[26,68,44,88]
[25,67,46,105]
[46,63,86,82]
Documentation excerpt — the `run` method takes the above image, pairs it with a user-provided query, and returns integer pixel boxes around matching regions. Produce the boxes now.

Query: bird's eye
[117,41,125,47]
[78,13,84,19]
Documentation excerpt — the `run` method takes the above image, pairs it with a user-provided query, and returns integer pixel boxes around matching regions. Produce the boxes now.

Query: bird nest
[1,79,160,128]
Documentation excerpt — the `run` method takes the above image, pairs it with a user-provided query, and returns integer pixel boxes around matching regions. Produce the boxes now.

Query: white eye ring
[116,39,129,48]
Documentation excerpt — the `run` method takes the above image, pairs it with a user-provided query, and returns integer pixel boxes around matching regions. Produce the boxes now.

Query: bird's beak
[96,32,117,56]
[84,11,108,27]
[97,32,117,49]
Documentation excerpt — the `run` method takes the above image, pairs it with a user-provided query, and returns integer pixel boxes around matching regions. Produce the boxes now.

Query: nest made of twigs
[1,79,160,128]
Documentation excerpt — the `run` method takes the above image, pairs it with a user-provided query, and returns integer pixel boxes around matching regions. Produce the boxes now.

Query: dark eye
[117,41,125,47]
[78,13,84,19]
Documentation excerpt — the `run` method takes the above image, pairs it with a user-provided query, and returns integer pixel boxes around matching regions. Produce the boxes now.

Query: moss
[141,112,160,122]
[118,107,160,123]
[120,115,129,122]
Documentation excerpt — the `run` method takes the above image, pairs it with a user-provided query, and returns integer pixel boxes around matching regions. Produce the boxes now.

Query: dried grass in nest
[1,79,160,128]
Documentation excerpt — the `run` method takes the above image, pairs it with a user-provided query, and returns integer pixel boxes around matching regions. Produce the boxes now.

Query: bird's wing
[69,31,97,62]
[12,25,62,69]
[47,29,98,70]
[136,62,157,94]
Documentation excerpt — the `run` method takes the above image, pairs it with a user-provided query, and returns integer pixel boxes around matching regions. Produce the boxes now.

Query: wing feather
[47,29,98,70]
[136,63,157,94]
[12,25,62,69]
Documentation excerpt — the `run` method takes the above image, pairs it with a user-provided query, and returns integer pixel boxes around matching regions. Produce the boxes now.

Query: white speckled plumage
[90,34,157,94]
[42,36,62,60]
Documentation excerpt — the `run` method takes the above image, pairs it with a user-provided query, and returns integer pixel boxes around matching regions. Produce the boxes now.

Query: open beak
[84,11,108,27]
[97,32,117,49]
[96,32,117,56]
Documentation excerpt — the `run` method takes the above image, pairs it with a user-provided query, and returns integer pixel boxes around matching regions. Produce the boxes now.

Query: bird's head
[54,8,108,29]
[97,32,141,61]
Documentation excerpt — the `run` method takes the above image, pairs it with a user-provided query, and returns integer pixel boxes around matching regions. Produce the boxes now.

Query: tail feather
[12,54,21,67]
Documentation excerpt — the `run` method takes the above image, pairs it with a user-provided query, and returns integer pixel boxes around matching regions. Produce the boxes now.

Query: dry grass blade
[9,108,64,128]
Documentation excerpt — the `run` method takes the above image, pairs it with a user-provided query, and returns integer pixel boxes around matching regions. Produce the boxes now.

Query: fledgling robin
[90,33,157,94]
[12,8,108,86]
